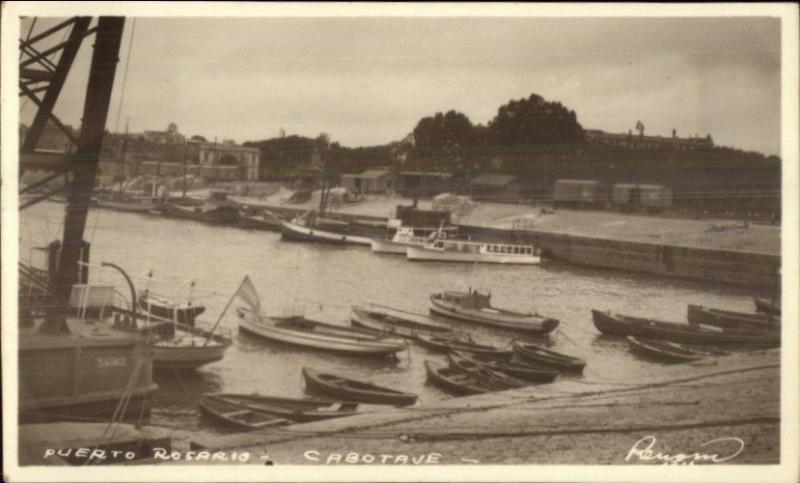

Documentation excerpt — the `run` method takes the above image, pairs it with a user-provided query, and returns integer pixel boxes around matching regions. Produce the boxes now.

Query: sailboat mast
[118,117,129,194]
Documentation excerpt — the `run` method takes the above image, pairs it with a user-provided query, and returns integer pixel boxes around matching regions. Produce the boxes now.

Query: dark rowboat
[754,296,781,316]
[450,350,559,383]
[446,351,528,389]
[205,393,360,423]
[350,305,453,339]
[302,367,418,406]
[162,202,240,225]
[430,290,559,335]
[591,310,780,347]
[627,336,708,363]
[198,396,290,430]
[687,304,779,330]
[511,342,586,373]
[413,333,513,362]
[424,360,504,396]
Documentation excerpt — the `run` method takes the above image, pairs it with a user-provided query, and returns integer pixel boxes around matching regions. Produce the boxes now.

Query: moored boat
[302,367,418,406]
[161,191,240,225]
[139,290,205,326]
[279,214,372,246]
[754,296,781,316]
[511,342,586,373]
[413,333,513,361]
[350,305,453,339]
[205,393,361,423]
[591,309,780,347]
[449,350,559,383]
[198,396,290,430]
[424,360,504,396]
[687,304,779,330]
[626,336,708,363]
[95,195,162,213]
[446,351,528,389]
[407,237,540,265]
[429,289,558,335]
[237,307,406,357]
[370,224,457,255]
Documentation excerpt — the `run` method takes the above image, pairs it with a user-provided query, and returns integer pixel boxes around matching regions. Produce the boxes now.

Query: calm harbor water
[20,201,763,431]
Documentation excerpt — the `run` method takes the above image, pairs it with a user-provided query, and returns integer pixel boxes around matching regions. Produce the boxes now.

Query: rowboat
[754,296,781,316]
[627,336,708,363]
[162,202,240,225]
[198,396,290,430]
[237,307,406,357]
[407,238,541,265]
[429,290,558,335]
[449,350,559,383]
[591,310,780,347]
[424,360,504,396]
[687,304,779,330]
[413,333,513,362]
[302,367,418,406]
[350,305,453,339]
[205,393,361,423]
[446,351,528,389]
[511,342,586,373]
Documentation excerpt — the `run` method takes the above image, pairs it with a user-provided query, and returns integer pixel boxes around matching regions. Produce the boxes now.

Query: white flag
[235,275,260,313]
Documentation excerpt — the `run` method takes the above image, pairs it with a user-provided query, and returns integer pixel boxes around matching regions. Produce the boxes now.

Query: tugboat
[162,190,241,225]
[430,289,559,335]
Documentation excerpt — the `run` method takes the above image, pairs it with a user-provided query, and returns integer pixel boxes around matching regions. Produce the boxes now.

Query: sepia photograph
[2,2,798,482]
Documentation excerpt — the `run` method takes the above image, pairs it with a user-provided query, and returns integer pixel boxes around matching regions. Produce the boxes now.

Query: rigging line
[19,17,37,61]
[113,18,136,134]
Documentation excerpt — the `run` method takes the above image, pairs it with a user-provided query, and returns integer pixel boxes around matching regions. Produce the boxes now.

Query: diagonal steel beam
[57,16,125,294]
[19,25,98,70]
[19,83,80,147]
[21,17,91,152]
[22,17,77,46]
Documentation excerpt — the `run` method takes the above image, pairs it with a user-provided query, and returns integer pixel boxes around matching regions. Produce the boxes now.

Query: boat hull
[511,342,586,373]
[429,294,558,335]
[407,246,540,265]
[95,199,160,213]
[238,309,405,357]
[424,361,500,396]
[162,203,240,225]
[280,220,372,246]
[687,304,779,330]
[370,239,410,254]
[627,336,705,363]
[350,306,452,339]
[302,368,418,406]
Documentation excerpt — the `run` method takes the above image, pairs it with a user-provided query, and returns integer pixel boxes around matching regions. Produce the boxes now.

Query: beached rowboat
[511,342,586,373]
[687,304,779,330]
[413,333,513,362]
[424,360,505,396]
[302,367,418,406]
[626,336,711,363]
[198,396,290,430]
[205,393,361,423]
[449,350,559,383]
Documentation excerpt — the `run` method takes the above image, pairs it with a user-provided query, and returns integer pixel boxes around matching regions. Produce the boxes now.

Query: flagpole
[203,277,247,347]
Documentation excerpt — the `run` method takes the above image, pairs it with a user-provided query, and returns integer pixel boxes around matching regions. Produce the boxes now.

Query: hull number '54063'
[96,357,127,368]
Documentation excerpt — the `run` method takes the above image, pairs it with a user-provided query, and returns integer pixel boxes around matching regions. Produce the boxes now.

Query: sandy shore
[178,349,780,465]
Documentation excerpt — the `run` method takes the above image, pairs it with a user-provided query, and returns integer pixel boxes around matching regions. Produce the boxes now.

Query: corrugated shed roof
[359,169,391,179]
[470,174,518,187]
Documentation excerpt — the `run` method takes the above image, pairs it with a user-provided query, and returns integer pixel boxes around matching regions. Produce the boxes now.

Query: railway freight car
[553,179,607,208]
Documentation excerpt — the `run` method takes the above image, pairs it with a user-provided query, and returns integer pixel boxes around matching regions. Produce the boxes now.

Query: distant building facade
[396,171,456,198]
[193,139,260,181]
[143,122,185,145]
[585,128,713,150]
[340,169,394,194]
[469,174,521,203]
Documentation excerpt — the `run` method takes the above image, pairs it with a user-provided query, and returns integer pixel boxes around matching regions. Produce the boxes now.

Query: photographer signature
[625,435,745,464]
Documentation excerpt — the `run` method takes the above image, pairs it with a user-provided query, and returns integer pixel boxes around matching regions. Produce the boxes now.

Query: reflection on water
[20,202,761,431]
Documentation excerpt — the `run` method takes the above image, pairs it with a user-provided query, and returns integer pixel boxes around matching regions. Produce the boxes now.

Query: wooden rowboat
[626,336,708,363]
[198,396,290,430]
[206,393,360,423]
[511,342,586,373]
[237,307,406,357]
[424,360,504,396]
[687,304,779,330]
[350,305,453,339]
[446,351,528,389]
[413,333,513,362]
[450,350,559,383]
[302,367,418,406]
[429,290,559,335]
[591,309,780,347]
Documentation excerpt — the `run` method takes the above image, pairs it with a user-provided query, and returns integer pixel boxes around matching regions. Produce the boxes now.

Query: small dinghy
[754,296,780,316]
[302,367,418,406]
[414,333,513,362]
[688,304,779,331]
[350,305,453,339]
[627,336,721,363]
[450,350,559,383]
[511,342,586,373]
[198,396,290,430]
[205,393,361,423]
[424,360,505,396]
[446,351,528,389]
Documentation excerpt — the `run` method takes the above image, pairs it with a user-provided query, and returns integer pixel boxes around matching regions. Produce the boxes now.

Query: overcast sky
[20,16,781,155]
